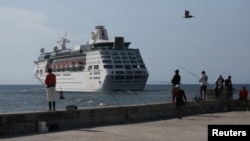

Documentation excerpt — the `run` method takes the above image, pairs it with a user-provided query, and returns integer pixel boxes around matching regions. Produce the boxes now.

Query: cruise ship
[34,25,149,92]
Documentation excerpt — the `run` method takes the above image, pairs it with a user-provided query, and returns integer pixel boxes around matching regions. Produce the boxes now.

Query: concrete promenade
[1,111,250,141]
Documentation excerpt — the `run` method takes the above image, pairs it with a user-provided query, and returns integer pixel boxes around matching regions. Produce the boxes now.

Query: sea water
[0,84,248,113]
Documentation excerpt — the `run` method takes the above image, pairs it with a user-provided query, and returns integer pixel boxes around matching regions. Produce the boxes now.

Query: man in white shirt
[199,71,208,100]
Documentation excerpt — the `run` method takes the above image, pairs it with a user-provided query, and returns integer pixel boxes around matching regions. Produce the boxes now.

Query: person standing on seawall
[45,68,56,111]
[225,75,234,100]
[214,75,224,98]
[199,71,208,100]
[171,69,181,91]
[172,85,187,119]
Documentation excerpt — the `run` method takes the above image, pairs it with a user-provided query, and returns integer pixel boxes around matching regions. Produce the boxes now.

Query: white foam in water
[88,100,94,104]
[99,102,107,106]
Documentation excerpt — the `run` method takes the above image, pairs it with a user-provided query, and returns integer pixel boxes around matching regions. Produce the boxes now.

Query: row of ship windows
[52,66,84,72]
[89,75,147,80]
[35,63,146,74]
[89,70,146,75]
[51,64,146,71]
[111,75,147,80]
[36,69,147,79]
[101,55,142,60]
[104,64,146,69]
[111,70,147,75]
[102,59,144,64]
[100,51,140,56]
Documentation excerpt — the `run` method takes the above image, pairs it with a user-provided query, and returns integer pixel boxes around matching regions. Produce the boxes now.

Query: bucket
[38,121,48,133]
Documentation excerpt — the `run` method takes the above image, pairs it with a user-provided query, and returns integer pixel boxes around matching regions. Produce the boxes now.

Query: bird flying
[184,10,195,18]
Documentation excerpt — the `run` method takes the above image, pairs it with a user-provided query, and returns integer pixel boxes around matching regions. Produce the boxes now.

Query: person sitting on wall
[237,86,248,106]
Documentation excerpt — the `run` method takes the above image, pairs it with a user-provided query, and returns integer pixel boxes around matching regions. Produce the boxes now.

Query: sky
[0,0,250,85]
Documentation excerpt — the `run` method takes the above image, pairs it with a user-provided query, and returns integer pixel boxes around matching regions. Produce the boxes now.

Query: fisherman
[45,68,56,111]
[172,85,187,119]
[225,75,234,100]
[199,71,208,100]
[214,75,224,98]
[171,69,181,91]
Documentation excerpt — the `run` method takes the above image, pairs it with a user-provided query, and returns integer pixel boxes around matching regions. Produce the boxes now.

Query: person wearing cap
[172,85,187,119]
[171,69,181,91]
[199,71,208,100]
[45,68,56,111]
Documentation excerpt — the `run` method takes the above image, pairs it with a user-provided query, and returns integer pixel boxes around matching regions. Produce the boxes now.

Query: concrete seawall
[0,100,224,136]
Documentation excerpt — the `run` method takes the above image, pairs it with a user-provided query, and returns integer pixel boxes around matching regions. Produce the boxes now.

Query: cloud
[0,7,58,84]
[0,7,46,23]
[0,7,86,48]
[0,7,86,84]
[0,7,58,47]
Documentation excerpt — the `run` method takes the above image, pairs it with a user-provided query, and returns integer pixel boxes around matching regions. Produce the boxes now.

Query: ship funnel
[93,26,109,40]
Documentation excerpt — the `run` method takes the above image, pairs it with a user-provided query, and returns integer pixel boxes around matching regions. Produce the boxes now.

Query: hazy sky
[0,0,249,85]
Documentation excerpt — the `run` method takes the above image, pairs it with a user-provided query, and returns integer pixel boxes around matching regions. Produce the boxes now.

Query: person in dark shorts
[225,75,234,100]
[172,85,187,119]
[199,71,208,100]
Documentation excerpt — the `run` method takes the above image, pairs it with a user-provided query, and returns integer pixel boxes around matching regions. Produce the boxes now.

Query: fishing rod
[135,93,148,105]
[134,93,168,120]
[191,99,213,114]
[176,65,214,113]
[177,65,210,85]
[177,65,199,79]
[109,92,122,107]
[148,81,172,84]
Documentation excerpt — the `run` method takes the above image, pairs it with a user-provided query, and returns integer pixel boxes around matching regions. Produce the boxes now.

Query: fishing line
[109,92,122,107]
[134,92,148,105]
[102,85,122,107]
[134,92,167,120]
[109,92,136,123]
[148,81,172,84]
[191,99,213,114]
[177,65,210,85]
[177,65,199,79]
[171,66,213,114]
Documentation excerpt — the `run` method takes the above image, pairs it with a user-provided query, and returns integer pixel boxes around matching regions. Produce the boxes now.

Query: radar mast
[57,31,70,50]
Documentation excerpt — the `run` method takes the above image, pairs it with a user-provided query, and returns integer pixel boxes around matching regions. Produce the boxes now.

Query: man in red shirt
[237,86,248,106]
[45,68,56,111]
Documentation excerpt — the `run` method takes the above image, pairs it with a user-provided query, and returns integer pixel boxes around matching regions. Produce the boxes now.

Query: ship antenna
[57,31,70,50]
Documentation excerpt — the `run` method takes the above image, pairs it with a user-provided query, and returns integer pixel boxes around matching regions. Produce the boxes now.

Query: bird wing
[185,10,190,17]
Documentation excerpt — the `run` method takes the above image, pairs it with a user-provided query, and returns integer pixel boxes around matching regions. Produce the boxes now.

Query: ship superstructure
[34,25,149,92]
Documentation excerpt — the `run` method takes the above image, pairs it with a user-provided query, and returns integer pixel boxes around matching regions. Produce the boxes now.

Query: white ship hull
[35,71,147,92]
[34,26,149,92]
